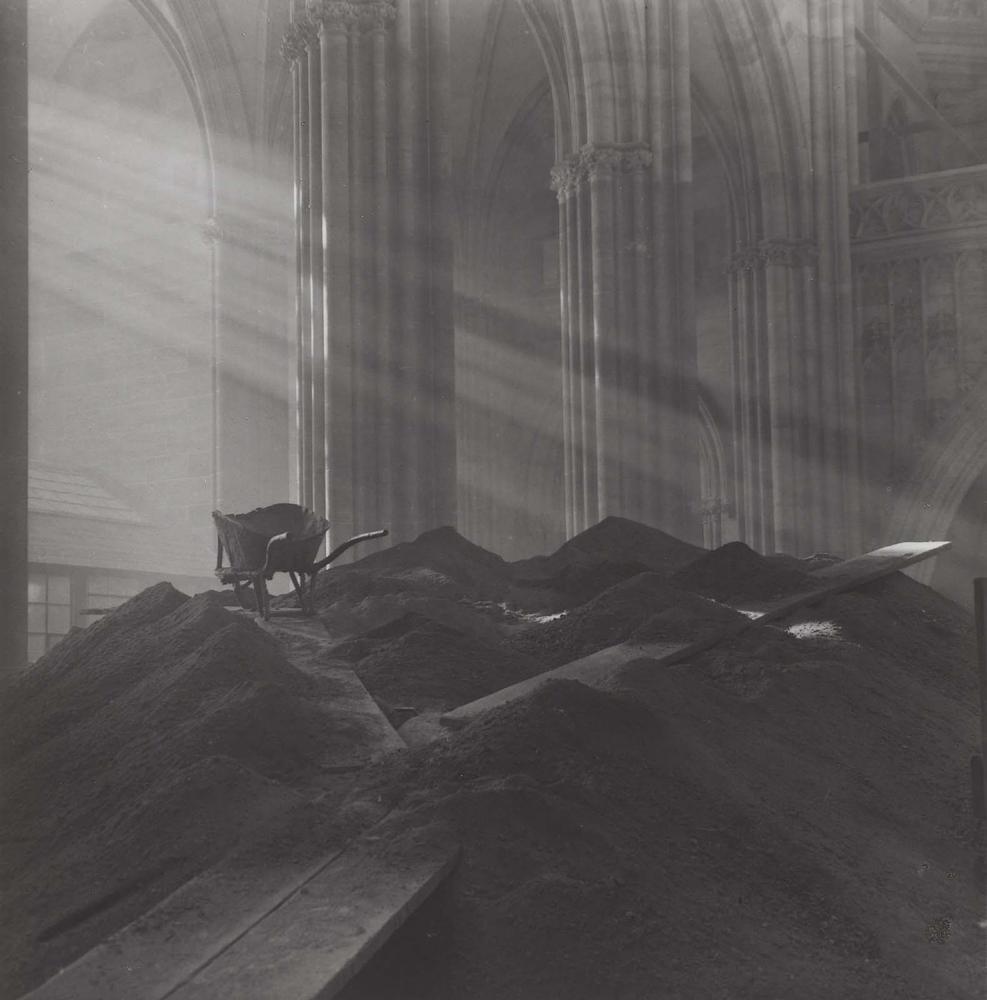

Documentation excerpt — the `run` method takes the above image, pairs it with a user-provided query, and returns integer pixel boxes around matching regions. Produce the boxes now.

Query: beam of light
[27,17,294,580]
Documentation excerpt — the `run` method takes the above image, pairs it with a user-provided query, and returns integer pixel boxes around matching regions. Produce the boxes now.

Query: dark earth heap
[1,517,983,999]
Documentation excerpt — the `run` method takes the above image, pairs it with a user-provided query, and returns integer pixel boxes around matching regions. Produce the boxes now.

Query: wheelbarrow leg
[306,568,320,615]
[288,571,307,614]
[254,573,270,619]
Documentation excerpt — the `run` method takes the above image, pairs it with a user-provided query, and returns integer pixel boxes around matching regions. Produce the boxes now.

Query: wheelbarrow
[212,503,388,619]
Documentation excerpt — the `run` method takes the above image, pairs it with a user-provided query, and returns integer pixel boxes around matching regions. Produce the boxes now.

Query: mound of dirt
[331,614,543,715]
[671,540,812,604]
[5,523,982,1000]
[335,572,982,1000]
[513,515,703,582]
[508,572,745,668]
[309,568,504,644]
[508,558,653,612]
[343,526,514,601]
[0,587,358,997]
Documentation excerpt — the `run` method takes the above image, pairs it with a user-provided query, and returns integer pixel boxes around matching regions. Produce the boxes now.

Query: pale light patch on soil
[786,620,843,641]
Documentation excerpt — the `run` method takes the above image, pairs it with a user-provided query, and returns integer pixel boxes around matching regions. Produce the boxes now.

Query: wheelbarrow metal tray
[212,504,329,576]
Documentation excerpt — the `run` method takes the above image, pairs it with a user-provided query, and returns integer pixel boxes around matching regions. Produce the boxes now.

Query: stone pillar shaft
[0,0,28,674]
[372,26,393,532]
[291,36,313,509]
[548,0,697,542]
[724,0,860,558]
[647,0,697,541]
[306,24,326,516]
[322,19,354,541]
[287,0,455,545]
[729,240,821,554]
[291,55,307,507]
[809,0,861,554]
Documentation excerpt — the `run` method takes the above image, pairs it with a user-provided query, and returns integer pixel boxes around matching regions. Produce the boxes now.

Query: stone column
[372,16,395,531]
[728,239,820,555]
[719,0,859,557]
[0,0,28,674]
[305,16,326,517]
[647,0,698,543]
[283,23,313,508]
[548,0,696,542]
[287,0,455,546]
[808,0,862,554]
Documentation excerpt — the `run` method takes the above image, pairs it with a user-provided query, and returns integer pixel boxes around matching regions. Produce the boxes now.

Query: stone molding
[850,167,987,241]
[727,238,818,272]
[550,143,653,201]
[281,15,316,60]
[283,0,396,56]
[280,21,308,62]
[317,0,397,32]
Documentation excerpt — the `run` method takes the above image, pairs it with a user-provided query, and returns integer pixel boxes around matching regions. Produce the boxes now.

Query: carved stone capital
[297,10,323,45]
[759,238,818,267]
[727,237,817,272]
[726,247,762,273]
[550,143,653,201]
[313,0,397,33]
[550,159,578,200]
[280,22,307,63]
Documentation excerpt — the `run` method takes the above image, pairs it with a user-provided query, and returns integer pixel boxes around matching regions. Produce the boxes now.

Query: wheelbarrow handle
[312,528,388,571]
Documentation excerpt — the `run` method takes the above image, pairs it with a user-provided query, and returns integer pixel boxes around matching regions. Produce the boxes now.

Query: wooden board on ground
[441,632,745,730]
[22,815,456,1000]
[732,540,952,620]
[254,613,406,766]
[166,839,459,1000]
[441,540,951,729]
[20,838,358,1000]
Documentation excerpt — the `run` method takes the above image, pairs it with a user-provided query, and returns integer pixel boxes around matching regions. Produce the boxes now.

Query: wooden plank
[21,848,353,1000]
[442,541,951,729]
[165,841,460,1000]
[255,614,406,763]
[22,822,455,1000]
[733,540,952,620]
[442,629,749,729]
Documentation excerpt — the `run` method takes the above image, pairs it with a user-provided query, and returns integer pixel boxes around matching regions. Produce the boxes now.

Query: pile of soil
[0,584,354,997]
[671,540,812,605]
[334,569,982,1000]
[509,517,704,610]
[507,572,745,668]
[310,567,504,644]
[4,519,983,1000]
[339,526,514,602]
[509,558,652,612]
[513,515,703,579]
[281,527,521,642]
[331,613,543,715]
